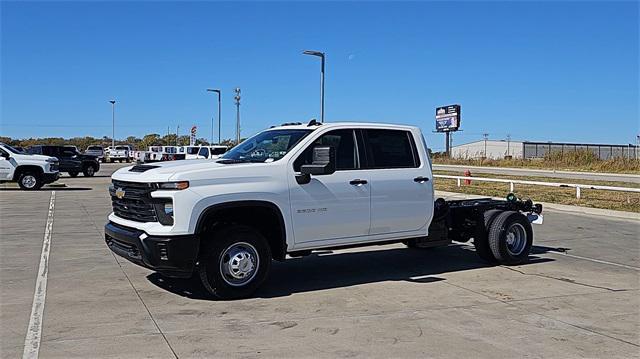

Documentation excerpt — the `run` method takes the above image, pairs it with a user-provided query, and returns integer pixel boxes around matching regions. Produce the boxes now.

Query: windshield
[115,146,128,150]
[220,129,311,163]
[87,146,102,151]
[1,144,24,154]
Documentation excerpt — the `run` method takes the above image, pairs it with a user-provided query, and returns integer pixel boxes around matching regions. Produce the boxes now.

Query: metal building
[451,140,639,160]
[451,140,523,159]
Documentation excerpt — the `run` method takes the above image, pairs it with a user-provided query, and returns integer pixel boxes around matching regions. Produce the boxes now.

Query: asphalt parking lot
[1,163,639,358]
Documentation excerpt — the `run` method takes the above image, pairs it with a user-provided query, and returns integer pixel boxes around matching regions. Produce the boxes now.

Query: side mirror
[297,146,336,184]
[0,152,9,159]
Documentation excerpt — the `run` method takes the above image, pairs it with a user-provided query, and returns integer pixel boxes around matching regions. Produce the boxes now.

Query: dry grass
[433,149,640,174]
[433,170,640,213]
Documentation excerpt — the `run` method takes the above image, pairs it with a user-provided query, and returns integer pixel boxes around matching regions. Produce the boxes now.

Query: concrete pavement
[1,165,638,358]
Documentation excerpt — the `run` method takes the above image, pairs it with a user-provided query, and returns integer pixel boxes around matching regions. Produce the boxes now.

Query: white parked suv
[105,122,543,299]
[0,143,60,190]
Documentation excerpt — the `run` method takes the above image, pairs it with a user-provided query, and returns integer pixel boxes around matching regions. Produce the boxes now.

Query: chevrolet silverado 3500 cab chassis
[105,121,542,299]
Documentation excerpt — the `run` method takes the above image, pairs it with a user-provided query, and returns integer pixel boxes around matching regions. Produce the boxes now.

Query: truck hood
[14,153,57,162]
[111,159,265,183]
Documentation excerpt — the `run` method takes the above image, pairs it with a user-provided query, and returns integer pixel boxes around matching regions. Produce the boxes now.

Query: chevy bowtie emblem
[115,188,126,199]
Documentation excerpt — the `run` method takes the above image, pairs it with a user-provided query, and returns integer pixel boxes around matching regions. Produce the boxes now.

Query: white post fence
[434,174,640,199]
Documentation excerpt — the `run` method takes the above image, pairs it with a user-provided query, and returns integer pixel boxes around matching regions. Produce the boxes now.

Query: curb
[435,190,640,221]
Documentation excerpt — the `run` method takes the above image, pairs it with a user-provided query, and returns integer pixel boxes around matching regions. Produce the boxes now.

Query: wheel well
[13,165,43,181]
[196,201,287,261]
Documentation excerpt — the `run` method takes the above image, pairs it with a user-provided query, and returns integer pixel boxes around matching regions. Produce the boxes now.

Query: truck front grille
[110,180,157,222]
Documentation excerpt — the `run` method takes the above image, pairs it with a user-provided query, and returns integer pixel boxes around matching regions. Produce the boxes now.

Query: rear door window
[363,129,419,168]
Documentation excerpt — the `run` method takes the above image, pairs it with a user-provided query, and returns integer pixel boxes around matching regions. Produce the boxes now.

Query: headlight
[156,181,189,190]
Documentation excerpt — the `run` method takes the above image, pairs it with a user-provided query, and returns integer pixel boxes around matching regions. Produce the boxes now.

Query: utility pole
[176,125,180,146]
[109,100,116,148]
[483,133,489,159]
[506,134,511,157]
[234,88,241,144]
[206,89,221,144]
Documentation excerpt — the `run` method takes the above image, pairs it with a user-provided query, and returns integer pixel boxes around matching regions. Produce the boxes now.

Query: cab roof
[267,121,418,132]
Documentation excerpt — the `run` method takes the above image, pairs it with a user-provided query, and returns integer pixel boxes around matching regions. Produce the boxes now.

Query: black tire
[126,158,131,163]
[83,165,96,177]
[198,225,271,299]
[17,172,43,190]
[473,209,503,263]
[109,158,114,163]
[68,171,79,178]
[488,211,533,265]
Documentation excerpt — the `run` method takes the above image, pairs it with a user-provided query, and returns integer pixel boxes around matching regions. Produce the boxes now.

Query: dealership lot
[1,163,639,358]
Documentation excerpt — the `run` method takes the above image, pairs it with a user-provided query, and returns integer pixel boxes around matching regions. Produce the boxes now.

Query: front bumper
[43,172,60,184]
[105,221,199,278]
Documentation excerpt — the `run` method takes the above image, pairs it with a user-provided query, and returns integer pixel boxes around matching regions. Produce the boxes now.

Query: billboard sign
[435,104,461,132]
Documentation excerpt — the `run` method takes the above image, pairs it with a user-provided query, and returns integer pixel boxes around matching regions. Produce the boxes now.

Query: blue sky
[1,1,638,149]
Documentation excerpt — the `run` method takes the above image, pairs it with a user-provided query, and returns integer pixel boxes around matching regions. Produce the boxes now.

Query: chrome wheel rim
[22,175,37,189]
[219,242,259,287]
[506,223,527,256]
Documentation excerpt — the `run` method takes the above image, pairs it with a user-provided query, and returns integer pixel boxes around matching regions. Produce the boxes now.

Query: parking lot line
[22,191,56,359]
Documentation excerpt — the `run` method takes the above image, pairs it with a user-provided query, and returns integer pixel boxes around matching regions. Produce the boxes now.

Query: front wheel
[83,165,96,177]
[488,211,533,265]
[198,225,271,299]
[18,172,43,190]
[68,171,79,178]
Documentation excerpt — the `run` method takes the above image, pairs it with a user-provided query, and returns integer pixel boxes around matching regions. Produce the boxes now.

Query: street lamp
[234,88,241,144]
[206,89,221,144]
[302,50,325,123]
[109,100,116,148]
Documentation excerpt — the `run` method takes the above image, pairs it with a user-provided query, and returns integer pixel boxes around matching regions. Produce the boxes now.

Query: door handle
[414,176,429,183]
[349,179,368,185]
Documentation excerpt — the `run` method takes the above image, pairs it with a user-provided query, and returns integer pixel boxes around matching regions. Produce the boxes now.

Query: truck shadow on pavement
[146,244,557,300]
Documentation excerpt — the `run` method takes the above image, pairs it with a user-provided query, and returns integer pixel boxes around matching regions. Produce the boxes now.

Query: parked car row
[0,142,229,190]
[134,145,228,163]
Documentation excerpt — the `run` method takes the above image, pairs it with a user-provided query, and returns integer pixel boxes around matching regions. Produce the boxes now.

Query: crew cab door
[288,129,370,246]
[58,147,82,171]
[362,129,433,235]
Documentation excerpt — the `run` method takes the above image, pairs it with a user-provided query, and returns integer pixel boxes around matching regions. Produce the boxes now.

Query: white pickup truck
[105,122,542,299]
[0,142,60,190]
[105,145,131,163]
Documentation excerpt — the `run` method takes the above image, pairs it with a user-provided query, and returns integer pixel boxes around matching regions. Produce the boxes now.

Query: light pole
[303,50,325,123]
[234,88,241,144]
[109,100,116,148]
[176,125,180,146]
[206,89,221,144]
[483,133,489,159]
